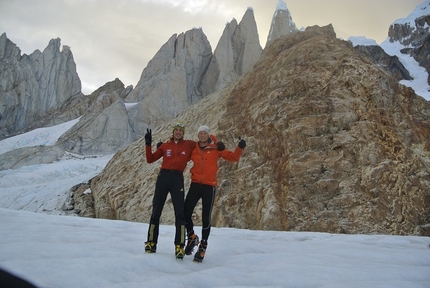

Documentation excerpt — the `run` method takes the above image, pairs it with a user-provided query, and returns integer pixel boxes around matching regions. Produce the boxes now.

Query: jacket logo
[167,149,172,157]
[181,151,186,155]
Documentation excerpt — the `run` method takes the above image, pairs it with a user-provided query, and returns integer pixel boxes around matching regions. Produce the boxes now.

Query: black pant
[184,182,216,241]
[147,169,186,246]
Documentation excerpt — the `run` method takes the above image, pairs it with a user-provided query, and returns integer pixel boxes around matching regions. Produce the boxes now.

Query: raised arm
[219,139,246,162]
[144,128,163,163]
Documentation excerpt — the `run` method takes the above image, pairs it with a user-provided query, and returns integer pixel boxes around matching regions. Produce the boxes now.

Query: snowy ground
[0,112,429,288]
[1,208,429,288]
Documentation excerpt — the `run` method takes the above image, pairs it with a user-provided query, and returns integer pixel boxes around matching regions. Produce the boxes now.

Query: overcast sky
[0,0,424,95]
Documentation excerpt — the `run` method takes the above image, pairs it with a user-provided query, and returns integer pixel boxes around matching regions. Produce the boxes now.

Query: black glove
[156,141,163,149]
[238,139,246,149]
[217,141,225,151]
[145,128,152,146]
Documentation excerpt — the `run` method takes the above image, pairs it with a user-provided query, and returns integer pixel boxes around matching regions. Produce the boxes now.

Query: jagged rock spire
[266,0,298,47]
[0,33,83,139]
[201,8,263,93]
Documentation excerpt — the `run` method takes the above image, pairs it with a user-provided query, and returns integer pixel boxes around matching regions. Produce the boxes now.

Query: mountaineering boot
[144,241,157,253]
[193,240,207,263]
[175,245,185,260]
[185,233,199,255]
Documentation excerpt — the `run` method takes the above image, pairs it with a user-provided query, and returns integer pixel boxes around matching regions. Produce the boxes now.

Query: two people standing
[144,122,246,261]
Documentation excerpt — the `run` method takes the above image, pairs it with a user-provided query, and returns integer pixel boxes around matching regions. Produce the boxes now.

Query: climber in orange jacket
[184,125,246,262]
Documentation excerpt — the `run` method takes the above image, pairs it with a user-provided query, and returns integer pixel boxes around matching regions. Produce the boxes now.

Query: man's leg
[147,174,169,244]
[170,173,186,246]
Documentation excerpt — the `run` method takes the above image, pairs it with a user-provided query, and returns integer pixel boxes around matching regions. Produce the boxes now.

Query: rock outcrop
[354,45,413,81]
[266,0,298,46]
[388,14,430,47]
[0,145,66,170]
[90,25,430,236]
[58,79,136,155]
[0,33,84,139]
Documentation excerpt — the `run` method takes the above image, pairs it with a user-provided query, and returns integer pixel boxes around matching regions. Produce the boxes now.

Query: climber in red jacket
[144,122,195,259]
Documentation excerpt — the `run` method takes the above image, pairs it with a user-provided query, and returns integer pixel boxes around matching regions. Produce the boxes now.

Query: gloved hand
[238,139,246,149]
[145,128,152,146]
[156,142,163,149]
[217,141,225,151]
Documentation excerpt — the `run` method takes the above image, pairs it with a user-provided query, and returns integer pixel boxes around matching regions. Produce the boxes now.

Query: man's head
[172,122,185,140]
[197,125,210,143]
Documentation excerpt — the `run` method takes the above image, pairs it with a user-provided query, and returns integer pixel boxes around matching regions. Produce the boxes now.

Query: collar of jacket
[197,141,216,150]
[169,137,184,142]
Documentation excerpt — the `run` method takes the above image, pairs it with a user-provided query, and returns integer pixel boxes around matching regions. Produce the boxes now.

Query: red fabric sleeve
[145,145,163,163]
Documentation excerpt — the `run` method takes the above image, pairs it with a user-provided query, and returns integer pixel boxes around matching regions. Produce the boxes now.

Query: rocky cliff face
[354,45,412,81]
[0,33,84,139]
[388,14,430,47]
[123,28,213,135]
[90,25,430,236]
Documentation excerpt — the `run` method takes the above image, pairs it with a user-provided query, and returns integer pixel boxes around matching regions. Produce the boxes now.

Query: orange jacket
[189,139,243,186]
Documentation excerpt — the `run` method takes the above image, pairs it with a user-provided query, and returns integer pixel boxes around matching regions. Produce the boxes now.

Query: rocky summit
[90,25,430,236]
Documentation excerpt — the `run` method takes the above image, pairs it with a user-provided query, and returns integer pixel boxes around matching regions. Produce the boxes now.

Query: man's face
[198,131,209,143]
[173,128,184,140]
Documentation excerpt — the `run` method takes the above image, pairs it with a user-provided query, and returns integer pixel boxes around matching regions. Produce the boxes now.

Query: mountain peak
[266,0,298,46]
[276,0,287,11]
[393,0,430,26]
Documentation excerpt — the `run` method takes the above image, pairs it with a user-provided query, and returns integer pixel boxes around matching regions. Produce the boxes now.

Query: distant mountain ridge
[1,1,429,152]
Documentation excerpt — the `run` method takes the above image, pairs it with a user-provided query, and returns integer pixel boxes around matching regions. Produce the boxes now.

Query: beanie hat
[198,125,210,134]
[172,122,185,133]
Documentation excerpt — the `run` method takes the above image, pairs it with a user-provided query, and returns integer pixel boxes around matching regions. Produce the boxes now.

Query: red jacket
[190,140,243,186]
[146,138,195,172]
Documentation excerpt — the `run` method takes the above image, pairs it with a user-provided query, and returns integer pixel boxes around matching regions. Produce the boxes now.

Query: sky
[0,122,429,288]
[0,0,425,95]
